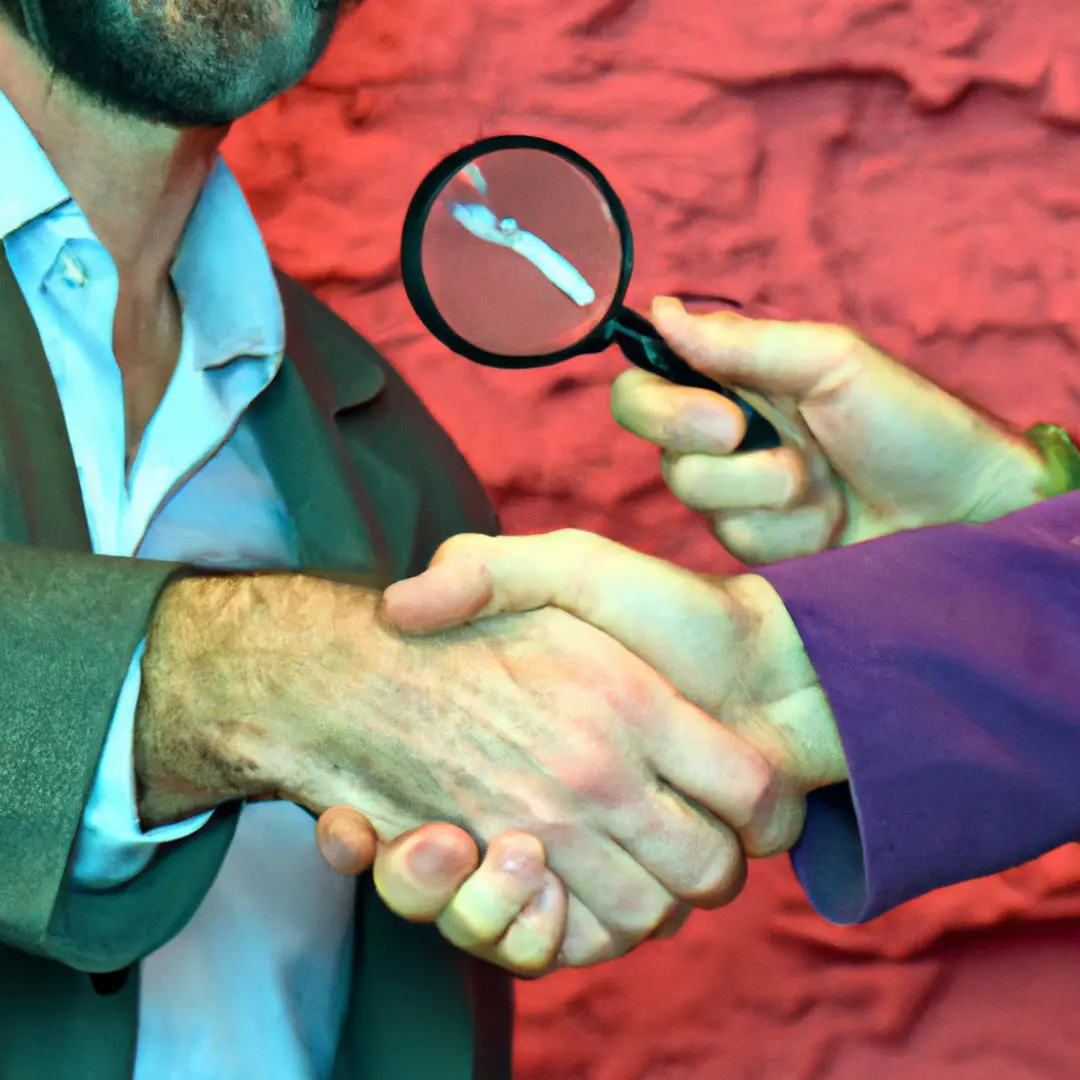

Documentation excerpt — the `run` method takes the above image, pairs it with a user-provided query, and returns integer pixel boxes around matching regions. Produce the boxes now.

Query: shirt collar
[0,89,285,372]
[172,157,285,370]
[0,89,69,238]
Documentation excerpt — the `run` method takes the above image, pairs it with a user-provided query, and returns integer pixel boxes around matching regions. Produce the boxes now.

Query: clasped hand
[315,532,835,976]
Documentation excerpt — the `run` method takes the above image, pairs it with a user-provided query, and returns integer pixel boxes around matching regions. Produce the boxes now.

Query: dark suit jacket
[0,246,513,1079]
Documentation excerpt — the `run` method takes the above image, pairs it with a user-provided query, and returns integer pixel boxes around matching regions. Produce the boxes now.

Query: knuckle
[557,753,626,810]
[504,777,597,845]
[738,752,782,829]
[439,906,495,949]
[771,452,808,508]
[827,324,869,368]
[822,322,860,352]
[551,527,601,556]
[559,902,622,967]
[487,834,547,894]
[585,876,676,943]
[540,732,638,813]
[686,831,748,910]
[561,933,620,968]
[666,456,713,510]
[433,532,488,564]
[656,408,710,454]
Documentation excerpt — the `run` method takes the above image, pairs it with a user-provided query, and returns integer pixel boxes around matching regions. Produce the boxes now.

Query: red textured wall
[224,2,1080,1076]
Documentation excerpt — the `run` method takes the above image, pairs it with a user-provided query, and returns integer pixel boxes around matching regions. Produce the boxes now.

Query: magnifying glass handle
[611,310,781,453]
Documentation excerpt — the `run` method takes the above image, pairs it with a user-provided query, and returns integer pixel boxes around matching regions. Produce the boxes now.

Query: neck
[0,20,226,290]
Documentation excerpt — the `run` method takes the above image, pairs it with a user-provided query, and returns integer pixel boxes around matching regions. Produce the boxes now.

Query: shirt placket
[41,236,129,555]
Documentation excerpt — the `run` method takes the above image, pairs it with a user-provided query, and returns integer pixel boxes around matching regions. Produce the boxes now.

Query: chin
[34,0,342,126]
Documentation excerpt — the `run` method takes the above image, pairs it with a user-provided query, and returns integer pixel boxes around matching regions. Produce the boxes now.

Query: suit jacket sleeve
[71,640,214,891]
[0,545,243,973]
[758,490,1080,924]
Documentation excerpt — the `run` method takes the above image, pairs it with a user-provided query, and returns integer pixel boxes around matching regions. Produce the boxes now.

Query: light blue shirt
[0,90,356,1080]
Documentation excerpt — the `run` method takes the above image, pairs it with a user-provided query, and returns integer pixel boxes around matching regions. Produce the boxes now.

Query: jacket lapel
[0,245,91,550]
[249,274,421,582]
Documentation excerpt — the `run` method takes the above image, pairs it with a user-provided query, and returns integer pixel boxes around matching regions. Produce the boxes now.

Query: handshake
[317,529,844,976]
[136,299,1050,978]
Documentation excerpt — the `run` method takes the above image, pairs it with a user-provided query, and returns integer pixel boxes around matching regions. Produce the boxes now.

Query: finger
[386,530,726,699]
[650,902,692,941]
[317,806,378,875]
[436,831,548,950]
[714,503,844,566]
[651,296,869,399]
[661,446,809,512]
[557,893,628,968]
[607,778,749,905]
[373,824,481,922]
[493,871,567,975]
[610,369,747,454]
[640,698,803,859]
[380,553,496,635]
[542,830,681,959]
[652,296,1031,500]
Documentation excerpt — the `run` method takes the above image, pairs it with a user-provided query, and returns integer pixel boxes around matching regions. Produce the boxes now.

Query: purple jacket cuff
[758,491,1080,925]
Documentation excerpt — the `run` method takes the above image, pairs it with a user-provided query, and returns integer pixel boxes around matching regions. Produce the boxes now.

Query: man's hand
[316,813,571,975]
[612,297,1050,563]
[314,812,689,976]
[382,529,844,809]
[134,572,787,968]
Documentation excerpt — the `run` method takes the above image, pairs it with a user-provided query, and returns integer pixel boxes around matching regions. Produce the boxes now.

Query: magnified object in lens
[401,135,780,453]
[445,203,597,308]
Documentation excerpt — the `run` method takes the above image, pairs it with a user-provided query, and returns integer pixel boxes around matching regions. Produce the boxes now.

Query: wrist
[726,574,848,794]
[134,573,355,828]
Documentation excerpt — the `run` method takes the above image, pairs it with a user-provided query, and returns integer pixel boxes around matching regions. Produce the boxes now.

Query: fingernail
[499,851,530,877]
[408,838,457,883]
[689,406,741,447]
[321,826,353,867]
[653,296,686,321]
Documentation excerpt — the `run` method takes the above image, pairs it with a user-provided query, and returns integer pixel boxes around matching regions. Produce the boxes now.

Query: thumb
[382,530,735,704]
[316,807,378,876]
[379,535,504,634]
[381,530,638,636]
[651,295,874,401]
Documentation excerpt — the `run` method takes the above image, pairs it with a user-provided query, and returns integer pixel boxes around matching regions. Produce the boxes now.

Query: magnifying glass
[401,135,780,453]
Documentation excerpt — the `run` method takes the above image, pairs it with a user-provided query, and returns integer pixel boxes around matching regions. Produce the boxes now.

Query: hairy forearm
[133,572,383,828]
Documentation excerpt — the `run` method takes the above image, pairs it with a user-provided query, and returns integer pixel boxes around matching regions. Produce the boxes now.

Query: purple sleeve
[757,490,1080,925]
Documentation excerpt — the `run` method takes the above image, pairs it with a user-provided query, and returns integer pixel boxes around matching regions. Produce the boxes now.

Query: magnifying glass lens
[419,149,624,357]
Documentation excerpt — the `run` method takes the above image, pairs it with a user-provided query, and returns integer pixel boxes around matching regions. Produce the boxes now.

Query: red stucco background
[224,1,1080,1076]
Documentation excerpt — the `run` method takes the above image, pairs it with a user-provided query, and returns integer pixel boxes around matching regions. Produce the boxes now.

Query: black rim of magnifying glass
[401,134,636,371]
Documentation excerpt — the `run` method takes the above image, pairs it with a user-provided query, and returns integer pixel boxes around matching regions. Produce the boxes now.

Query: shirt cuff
[70,639,214,891]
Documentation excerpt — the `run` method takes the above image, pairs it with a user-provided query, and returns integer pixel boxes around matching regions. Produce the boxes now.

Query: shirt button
[60,253,88,288]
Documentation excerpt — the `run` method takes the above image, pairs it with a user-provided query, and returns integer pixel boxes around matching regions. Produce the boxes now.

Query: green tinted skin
[1027,424,1080,498]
